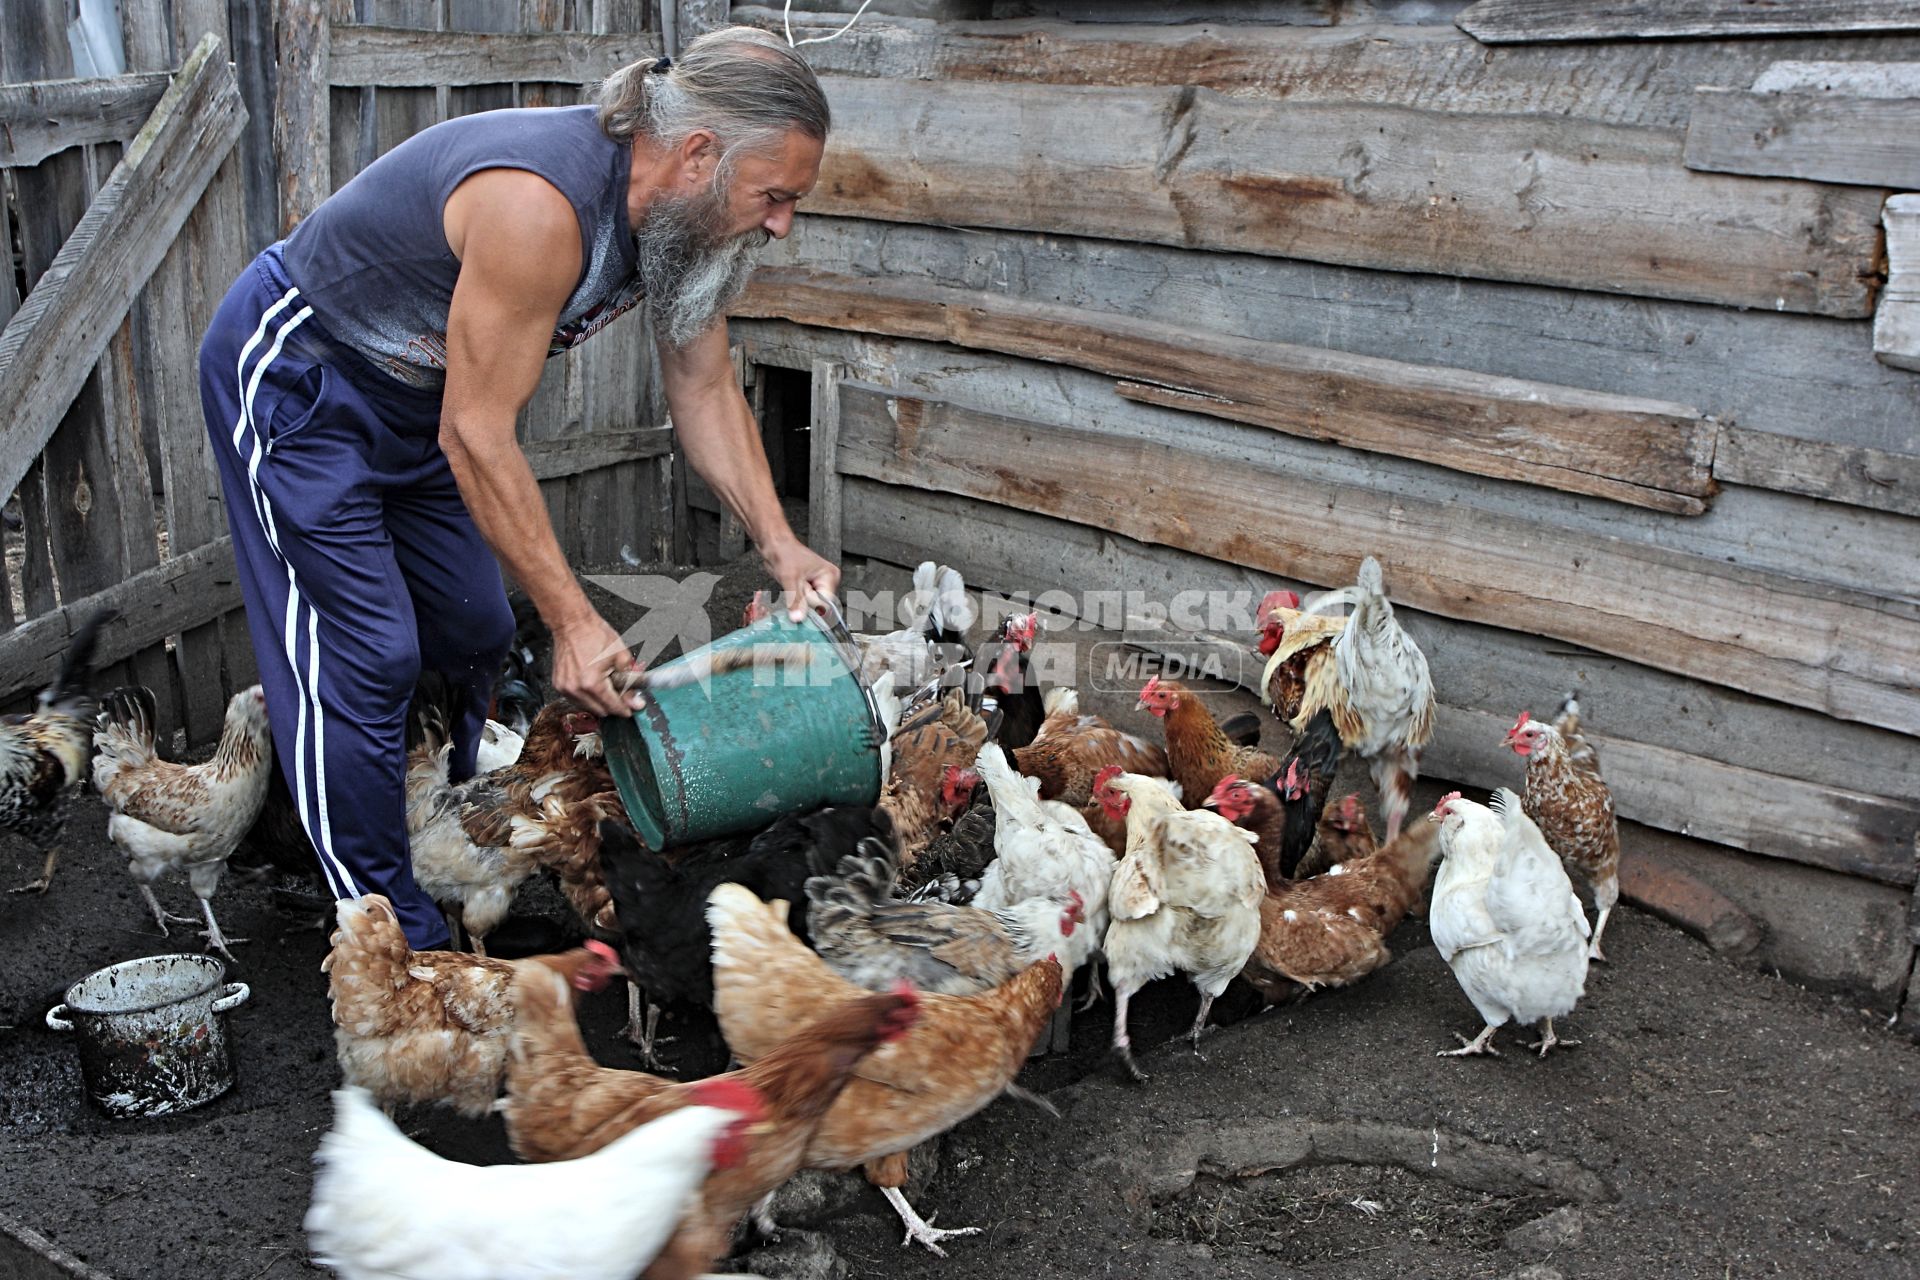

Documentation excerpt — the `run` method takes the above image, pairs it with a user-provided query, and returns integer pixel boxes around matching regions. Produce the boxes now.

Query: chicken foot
[9,847,58,895]
[748,1192,783,1241]
[1526,1019,1580,1057]
[1187,992,1220,1060]
[138,883,200,933]
[1588,905,1613,964]
[623,982,673,1069]
[879,1186,980,1258]
[1110,984,1148,1083]
[1437,1024,1502,1058]
[1074,962,1105,1013]
[197,898,247,964]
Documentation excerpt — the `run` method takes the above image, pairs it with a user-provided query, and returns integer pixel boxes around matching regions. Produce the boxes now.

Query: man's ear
[678,129,721,186]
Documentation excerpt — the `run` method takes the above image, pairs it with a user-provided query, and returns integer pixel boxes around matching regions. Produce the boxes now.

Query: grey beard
[636,191,769,350]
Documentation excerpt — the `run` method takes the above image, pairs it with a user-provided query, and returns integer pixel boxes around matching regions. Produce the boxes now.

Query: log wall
[729,7,1920,1018]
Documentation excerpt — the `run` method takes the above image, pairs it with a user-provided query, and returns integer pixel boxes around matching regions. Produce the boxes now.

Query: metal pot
[45,954,250,1119]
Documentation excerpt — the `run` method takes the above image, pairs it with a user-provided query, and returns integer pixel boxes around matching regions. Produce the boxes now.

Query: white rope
[783,0,875,48]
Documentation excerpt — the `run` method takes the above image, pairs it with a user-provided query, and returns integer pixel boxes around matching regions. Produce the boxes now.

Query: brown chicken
[2,608,109,894]
[1300,791,1380,882]
[1081,765,1132,856]
[1014,687,1168,806]
[502,959,918,1280]
[1208,778,1439,1005]
[707,882,1062,1256]
[1136,677,1280,808]
[881,693,990,867]
[321,894,623,1115]
[1258,559,1434,842]
[1508,697,1620,962]
[94,684,274,961]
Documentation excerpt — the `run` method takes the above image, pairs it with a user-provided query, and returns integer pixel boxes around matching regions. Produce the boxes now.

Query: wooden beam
[274,0,330,235]
[1684,85,1920,188]
[1749,61,1920,96]
[830,381,1920,736]
[1456,0,1920,43]
[840,481,1920,886]
[0,537,241,703]
[735,9,1920,133]
[520,426,672,480]
[1714,426,1920,520]
[809,360,846,567]
[0,34,245,529]
[806,76,1883,319]
[734,268,1719,514]
[0,73,170,168]
[327,24,659,85]
[1876,195,1920,374]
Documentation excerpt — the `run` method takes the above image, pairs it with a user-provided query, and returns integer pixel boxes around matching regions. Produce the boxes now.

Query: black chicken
[2,609,111,894]
[1269,707,1345,880]
[596,805,895,1065]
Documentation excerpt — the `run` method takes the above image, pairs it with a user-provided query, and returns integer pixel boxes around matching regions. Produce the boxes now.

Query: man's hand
[551,610,645,718]
[763,535,840,622]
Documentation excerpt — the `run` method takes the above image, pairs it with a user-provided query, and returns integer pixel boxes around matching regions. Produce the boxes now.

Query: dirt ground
[3,555,1918,1280]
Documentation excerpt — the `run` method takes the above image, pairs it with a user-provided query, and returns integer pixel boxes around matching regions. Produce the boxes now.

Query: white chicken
[970,741,1115,986]
[94,685,274,962]
[1102,772,1264,1082]
[304,1082,763,1280]
[1428,789,1591,1058]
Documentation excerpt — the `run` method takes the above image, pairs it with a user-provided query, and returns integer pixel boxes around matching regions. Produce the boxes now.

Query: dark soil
[3,556,1918,1279]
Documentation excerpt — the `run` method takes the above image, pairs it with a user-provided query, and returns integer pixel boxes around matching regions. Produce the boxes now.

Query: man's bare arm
[440,169,639,717]
[658,326,839,619]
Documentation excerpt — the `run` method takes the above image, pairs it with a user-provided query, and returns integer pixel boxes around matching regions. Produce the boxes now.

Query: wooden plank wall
[0,0,678,740]
[730,8,1920,1009]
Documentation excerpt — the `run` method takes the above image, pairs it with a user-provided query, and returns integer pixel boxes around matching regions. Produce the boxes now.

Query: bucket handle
[210,983,250,1014]
[45,1004,73,1032]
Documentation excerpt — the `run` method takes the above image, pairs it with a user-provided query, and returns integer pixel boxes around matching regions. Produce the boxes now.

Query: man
[197,27,837,948]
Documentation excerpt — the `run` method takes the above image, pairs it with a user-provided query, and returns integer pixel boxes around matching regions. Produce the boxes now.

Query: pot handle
[45,1004,73,1032]
[210,982,250,1013]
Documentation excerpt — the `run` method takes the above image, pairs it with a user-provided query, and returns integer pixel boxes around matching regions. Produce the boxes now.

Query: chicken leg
[138,883,199,933]
[1526,1018,1580,1057]
[10,847,58,895]
[1187,991,1220,1058]
[880,1186,980,1257]
[623,982,673,1069]
[197,897,246,963]
[1110,983,1148,1083]
[1437,1023,1502,1057]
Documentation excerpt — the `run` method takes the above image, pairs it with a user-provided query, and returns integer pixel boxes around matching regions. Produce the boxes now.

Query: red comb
[585,939,619,964]
[1436,790,1463,811]
[1511,710,1531,734]
[1094,764,1125,788]
[1140,675,1161,697]
[1068,888,1084,913]
[689,1077,766,1120]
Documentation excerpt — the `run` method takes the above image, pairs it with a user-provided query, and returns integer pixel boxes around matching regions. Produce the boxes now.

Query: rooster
[1508,698,1621,961]
[1101,772,1264,1081]
[1014,686,1168,806]
[1259,558,1434,841]
[708,882,1062,1256]
[94,684,273,961]
[1429,790,1590,1058]
[2,608,110,894]
[1136,677,1280,808]
[503,961,917,1278]
[973,612,1046,749]
[807,840,1084,995]
[306,1082,763,1280]
[321,893,624,1115]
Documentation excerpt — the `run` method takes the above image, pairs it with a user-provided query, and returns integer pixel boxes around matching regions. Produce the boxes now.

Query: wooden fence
[0,0,723,743]
[729,4,1920,1018]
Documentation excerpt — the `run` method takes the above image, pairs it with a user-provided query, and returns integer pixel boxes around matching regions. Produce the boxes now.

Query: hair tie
[649,56,672,73]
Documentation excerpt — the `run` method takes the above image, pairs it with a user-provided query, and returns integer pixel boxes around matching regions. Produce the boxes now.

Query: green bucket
[600,605,885,850]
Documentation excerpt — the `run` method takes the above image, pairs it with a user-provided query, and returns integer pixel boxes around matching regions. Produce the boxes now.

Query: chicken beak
[745,1120,777,1140]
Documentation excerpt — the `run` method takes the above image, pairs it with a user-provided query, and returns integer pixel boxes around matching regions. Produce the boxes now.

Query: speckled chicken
[94,684,273,961]
[1,608,109,894]
[880,692,990,868]
[1508,696,1621,962]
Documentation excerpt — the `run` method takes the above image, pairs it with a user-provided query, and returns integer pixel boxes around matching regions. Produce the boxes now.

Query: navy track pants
[199,244,513,949]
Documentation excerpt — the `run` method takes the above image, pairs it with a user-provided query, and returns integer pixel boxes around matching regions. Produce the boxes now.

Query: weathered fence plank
[328,24,657,83]
[277,0,332,233]
[832,381,1920,736]
[1715,426,1920,519]
[1878,195,1920,374]
[0,73,171,168]
[521,427,673,478]
[1456,0,1920,43]
[736,268,1719,514]
[807,76,1884,318]
[736,8,1920,132]
[1684,85,1920,188]
[0,36,248,508]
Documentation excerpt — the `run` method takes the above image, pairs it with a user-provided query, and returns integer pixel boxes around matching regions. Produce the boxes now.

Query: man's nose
[763,204,794,239]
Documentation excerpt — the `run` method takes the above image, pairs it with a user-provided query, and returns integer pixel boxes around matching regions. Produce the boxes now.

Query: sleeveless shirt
[280,104,643,391]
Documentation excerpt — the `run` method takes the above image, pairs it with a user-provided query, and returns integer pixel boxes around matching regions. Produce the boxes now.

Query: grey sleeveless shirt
[281,104,643,391]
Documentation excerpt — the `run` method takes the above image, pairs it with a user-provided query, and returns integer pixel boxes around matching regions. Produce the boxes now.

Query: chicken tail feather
[41,607,115,715]
[92,685,159,785]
